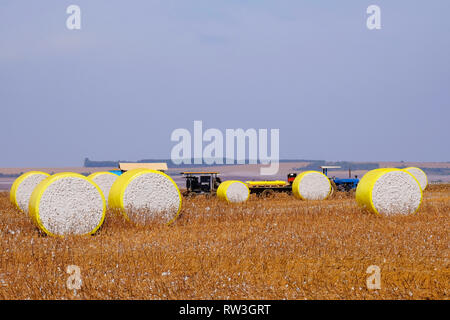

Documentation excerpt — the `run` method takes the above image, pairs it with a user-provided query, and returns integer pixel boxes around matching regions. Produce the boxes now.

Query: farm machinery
[181,172,222,196]
[181,166,360,198]
[181,172,297,197]
[320,166,360,192]
[244,173,297,197]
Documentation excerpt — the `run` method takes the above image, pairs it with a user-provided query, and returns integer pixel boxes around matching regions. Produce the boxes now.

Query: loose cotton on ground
[87,172,118,206]
[292,171,331,200]
[217,181,250,203]
[109,169,182,225]
[404,167,428,190]
[10,171,50,213]
[356,168,422,216]
[29,173,106,237]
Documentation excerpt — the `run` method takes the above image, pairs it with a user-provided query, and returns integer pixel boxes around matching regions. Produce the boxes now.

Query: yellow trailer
[245,181,287,186]
[245,174,297,197]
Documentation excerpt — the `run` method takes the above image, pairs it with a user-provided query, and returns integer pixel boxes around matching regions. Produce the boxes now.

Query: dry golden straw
[0,184,448,299]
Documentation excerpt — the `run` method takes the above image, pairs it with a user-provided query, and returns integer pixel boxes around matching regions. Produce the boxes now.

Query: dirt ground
[0,185,448,300]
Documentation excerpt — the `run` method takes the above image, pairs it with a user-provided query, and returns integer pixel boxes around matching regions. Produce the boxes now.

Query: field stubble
[0,185,448,300]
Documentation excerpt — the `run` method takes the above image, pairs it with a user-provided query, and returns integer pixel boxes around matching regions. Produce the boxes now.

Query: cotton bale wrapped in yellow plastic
[108,169,182,225]
[10,171,50,213]
[355,168,422,216]
[292,171,332,200]
[87,172,118,207]
[29,173,106,237]
[404,167,428,191]
[217,180,250,203]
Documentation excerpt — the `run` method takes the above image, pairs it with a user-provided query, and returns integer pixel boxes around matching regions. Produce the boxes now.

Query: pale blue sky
[0,1,449,166]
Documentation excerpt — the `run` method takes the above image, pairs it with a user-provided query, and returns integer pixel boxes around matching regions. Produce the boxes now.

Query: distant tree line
[422,168,450,175]
[84,158,119,167]
[0,173,23,178]
[294,161,380,171]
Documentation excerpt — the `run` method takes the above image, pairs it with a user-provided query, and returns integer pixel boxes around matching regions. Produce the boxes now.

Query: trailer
[245,173,297,197]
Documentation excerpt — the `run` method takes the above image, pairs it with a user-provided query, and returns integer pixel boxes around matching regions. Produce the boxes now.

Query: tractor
[181,172,222,197]
[320,166,359,192]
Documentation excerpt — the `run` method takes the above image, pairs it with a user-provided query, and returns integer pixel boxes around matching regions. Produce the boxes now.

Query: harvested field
[0,185,448,300]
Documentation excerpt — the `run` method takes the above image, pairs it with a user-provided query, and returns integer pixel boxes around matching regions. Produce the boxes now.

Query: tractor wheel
[183,191,196,199]
[347,188,356,198]
[204,193,213,199]
[260,189,275,199]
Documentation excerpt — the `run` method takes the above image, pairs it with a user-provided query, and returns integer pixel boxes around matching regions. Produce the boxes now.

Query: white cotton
[404,167,428,191]
[15,173,49,213]
[225,182,250,203]
[294,172,331,200]
[371,170,422,216]
[37,177,105,235]
[89,173,118,206]
[123,172,181,223]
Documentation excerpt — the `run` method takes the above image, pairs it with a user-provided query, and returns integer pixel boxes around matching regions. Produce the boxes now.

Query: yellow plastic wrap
[292,171,331,200]
[10,171,50,210]
[217,180,250,203]
[108,169,182,225]
[28,172,106,237]
[355,168,423,215]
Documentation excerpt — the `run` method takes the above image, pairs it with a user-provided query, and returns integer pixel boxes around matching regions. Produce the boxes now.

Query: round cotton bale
[87,172,118,206]
[404,167,428,191]
[356,168,422,216]
[292,171,332,200]
[108,169,182,225]
[10,171,50,213]
[29,173,106,237]
[217,181,250,203]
